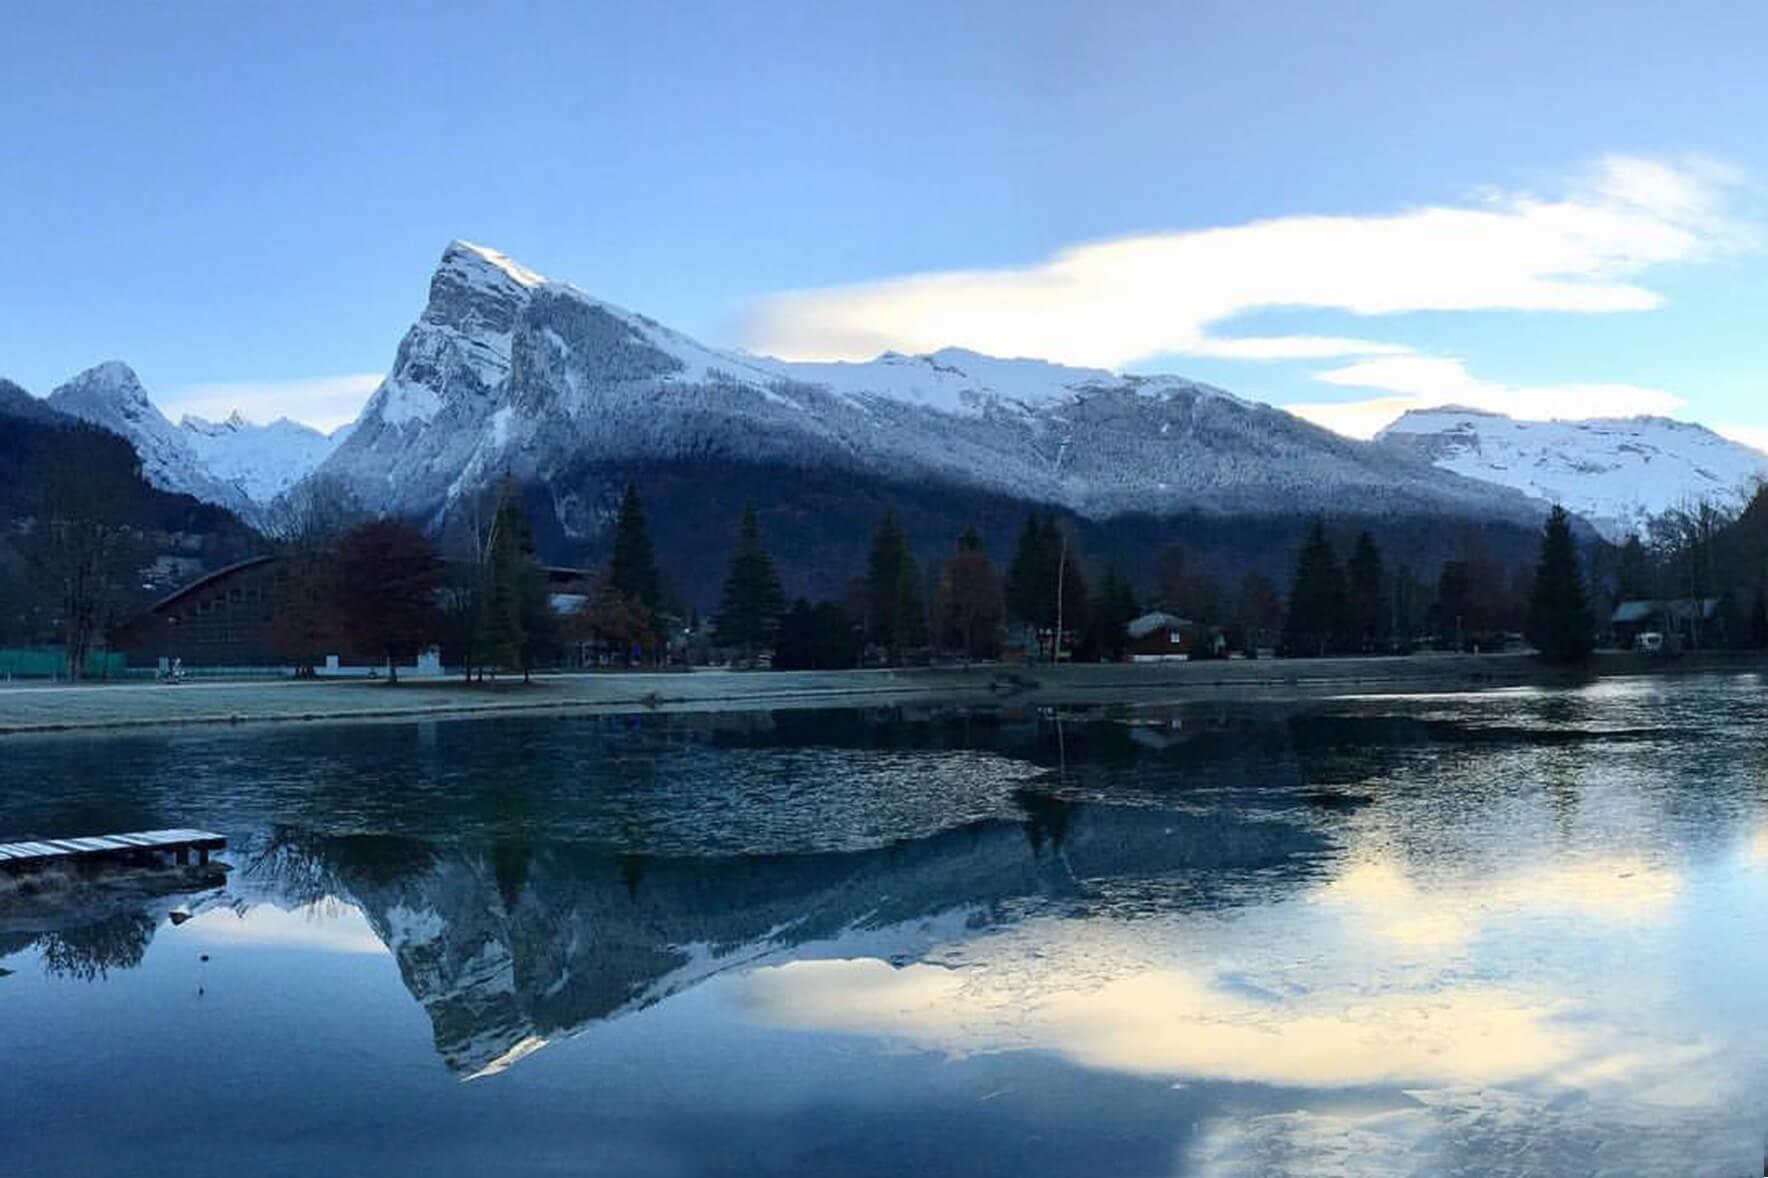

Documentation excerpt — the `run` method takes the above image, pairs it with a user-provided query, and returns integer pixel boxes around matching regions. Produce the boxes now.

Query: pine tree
[1526,506,1595,663]
[607,482,661,615]
[1003,513,1087,661]
[1004,515,1055,632]
[713,504,786,661]
[475,487,552,680]
[1084,566,1140,662]
[1283,519,1347,657]
[1346,530,1386,653]
[475,505,525,675]
[865,512,925,662]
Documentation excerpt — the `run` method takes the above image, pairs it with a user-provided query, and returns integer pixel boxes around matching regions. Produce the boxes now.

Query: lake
[3,674,1767,1176]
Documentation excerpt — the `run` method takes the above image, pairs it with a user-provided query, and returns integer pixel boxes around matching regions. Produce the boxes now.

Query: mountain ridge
[1377,406,1768,542]
[316,241,1549,536]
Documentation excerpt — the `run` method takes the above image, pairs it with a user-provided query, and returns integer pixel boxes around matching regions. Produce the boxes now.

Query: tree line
[238,476,1621,674]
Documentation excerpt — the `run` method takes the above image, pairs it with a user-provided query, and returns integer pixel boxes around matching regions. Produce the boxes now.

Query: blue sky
[5,0,1767,439]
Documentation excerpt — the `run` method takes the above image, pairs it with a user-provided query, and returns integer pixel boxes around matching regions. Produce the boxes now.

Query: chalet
[1611,598,1723,651]
[1126,611,1208,662]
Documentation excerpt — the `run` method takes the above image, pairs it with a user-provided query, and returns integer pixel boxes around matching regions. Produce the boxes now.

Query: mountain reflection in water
[5,682,1768,1177]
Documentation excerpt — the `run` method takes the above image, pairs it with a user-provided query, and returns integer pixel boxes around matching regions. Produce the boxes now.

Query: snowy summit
[1377,406,1768,541]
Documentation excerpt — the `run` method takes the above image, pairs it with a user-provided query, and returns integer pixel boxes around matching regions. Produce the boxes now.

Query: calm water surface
[4,675,1768,1176]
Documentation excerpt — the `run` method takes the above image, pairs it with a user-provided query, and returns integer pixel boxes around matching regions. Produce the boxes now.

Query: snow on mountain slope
[179,411,349,503]
[1377,407,1768,541]
[48,362,259,518]
[44,363,347,520]
[319,241,1546,531]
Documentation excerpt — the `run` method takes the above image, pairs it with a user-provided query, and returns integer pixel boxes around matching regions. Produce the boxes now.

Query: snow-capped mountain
[1377,406,1768,542]
[310,800,1321,1075]
[318,241,1542,532]
[179,410,350,504]
[44,362,346,519]
[48,362,259,518]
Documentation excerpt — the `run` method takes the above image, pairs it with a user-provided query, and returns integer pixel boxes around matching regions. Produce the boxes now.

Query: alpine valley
[12,241,1768,603]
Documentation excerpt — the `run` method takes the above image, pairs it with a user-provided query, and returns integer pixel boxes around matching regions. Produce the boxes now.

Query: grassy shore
[0,651,1760,737]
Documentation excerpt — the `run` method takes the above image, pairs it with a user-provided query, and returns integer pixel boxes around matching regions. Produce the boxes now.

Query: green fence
[0,647,128,679]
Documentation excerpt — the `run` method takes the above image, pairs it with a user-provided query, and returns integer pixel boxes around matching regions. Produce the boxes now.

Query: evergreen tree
[1003,513,1087,661]
[1083,566,1140,662]
[936,527,1004,660]
[1525,505,1595,663]
[1346,530,1387,653]
[607,482,661,613]
[713,504,786,660]
[1752,586,1768,651]
[774,599,859,670]
[865,512,925,662]
[475,507,525,675]
[474,487,552,680]
[1004,515,1055,632]
[1283,519,1348,657]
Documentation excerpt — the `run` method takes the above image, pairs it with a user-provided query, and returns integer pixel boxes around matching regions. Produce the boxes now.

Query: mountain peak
[49,362,159,426]
[442,240,548,290]
[1377,405,1768,540]
[55,360,149,402]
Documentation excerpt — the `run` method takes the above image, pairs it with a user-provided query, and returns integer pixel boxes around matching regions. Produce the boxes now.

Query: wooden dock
[0,828,226,872]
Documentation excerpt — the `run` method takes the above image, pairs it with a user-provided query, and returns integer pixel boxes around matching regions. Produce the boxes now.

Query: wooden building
[110,554,286,668]
[1125,611,1206,661]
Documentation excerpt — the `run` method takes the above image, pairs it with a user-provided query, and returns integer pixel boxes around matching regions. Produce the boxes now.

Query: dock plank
[0,828,227,871]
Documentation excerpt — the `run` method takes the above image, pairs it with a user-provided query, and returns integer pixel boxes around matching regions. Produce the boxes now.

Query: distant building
[112,555,596,670]
[1126,611,1207,661]
[111,554,286,668]
[1611,598,1722,651]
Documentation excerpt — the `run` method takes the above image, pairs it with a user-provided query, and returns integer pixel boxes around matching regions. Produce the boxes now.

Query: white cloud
[1716,423,1768,457]
[747,155,1747,370]
[1284,355,1685,438]
[1184,335,1414,361]
[161,372,380,433]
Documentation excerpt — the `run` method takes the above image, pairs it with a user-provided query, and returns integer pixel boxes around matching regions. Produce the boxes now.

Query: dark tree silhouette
[865,511,925,663]
[936,527,1004,660]
[28,426,139,679]
[1231,570,1283,655]
[331,519,440,683]
[1283,519,1348,657]
[607,482,662,614]
[269,475,359,674]
[1526,505,1595,663]
[475,488,552,680]
[1083,566,1140,662]
[1615,534,1654,601]
[1346,530,1387,652]
[1003,513,1087,661]
[713,504,786,661]
[774,599,859,670]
